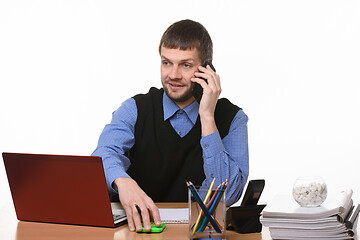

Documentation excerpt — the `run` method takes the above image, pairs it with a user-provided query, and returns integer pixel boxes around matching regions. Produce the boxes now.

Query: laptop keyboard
[112,209,127,224]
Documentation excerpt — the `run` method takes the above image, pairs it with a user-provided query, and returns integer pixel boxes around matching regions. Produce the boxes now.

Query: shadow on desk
[15,221,189,240]
[16,220,268,240]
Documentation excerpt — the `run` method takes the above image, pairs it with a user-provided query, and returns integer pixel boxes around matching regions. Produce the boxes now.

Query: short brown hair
[159,19,213,63]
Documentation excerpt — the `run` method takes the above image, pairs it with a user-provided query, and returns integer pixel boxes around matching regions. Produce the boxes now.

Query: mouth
[168,82,185,90]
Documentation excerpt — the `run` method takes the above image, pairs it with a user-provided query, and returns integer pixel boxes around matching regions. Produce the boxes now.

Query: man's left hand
[191,64,221,136]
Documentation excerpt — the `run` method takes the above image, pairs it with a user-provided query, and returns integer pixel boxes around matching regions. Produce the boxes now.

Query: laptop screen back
[2,152,117,227]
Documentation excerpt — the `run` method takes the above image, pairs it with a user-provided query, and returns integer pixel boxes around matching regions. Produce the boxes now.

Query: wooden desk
[0,203,271,240]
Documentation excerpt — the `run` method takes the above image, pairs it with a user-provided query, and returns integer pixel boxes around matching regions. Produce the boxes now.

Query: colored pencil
[192,178,216,235]
[198,179,228,232]
[195,182,222,232]
[186,181,222,233]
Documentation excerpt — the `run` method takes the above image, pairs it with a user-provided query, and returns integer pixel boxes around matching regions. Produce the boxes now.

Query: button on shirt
[92,92,249,206]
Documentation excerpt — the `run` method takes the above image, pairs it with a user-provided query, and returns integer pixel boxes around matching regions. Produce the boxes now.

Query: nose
[169,65,181,80]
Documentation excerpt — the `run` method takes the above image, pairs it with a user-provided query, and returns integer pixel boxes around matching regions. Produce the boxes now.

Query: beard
[162,81,194,103]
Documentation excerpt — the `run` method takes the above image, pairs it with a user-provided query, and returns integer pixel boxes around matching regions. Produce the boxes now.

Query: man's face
[160,46,202,108]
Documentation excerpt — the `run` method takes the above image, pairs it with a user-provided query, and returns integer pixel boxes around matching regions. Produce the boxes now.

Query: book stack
[260,189,359,240]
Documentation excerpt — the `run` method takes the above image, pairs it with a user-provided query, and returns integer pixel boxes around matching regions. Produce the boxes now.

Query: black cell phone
[240,179,265,206]
[191,60,216,103]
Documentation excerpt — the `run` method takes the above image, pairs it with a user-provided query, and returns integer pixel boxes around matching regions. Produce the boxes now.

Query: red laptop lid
[2,152,118,227]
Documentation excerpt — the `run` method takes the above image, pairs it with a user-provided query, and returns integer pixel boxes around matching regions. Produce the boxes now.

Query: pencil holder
[188,186,226,240]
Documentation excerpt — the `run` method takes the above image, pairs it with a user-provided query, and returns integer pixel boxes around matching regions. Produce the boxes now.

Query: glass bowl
[292,176,327,207]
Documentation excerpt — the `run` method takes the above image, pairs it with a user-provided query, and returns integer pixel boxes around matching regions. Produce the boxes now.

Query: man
[92,19,249,232]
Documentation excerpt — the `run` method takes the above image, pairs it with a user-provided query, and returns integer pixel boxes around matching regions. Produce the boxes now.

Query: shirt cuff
[106,167,131,194]
[200,130,225,159]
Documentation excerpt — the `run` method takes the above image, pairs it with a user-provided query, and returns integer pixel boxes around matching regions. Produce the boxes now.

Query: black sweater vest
[126,87,240,202]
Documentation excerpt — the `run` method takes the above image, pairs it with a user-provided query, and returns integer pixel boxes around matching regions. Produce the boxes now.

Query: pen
[187,181,222,233]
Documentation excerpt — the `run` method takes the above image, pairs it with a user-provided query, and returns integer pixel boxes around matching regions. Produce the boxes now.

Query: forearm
[200,115,217,136]
[200,111,249,206]
[201,132,248,206]
[92,146,131,193]
[91,97,137,193]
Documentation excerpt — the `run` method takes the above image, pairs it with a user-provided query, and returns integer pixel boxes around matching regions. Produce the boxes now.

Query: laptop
[2,152,127,227]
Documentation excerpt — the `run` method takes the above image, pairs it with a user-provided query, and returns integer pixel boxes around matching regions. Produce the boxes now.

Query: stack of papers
[260,189,358,240]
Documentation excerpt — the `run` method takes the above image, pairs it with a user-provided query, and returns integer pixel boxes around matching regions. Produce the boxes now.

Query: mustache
[167,77,183,82]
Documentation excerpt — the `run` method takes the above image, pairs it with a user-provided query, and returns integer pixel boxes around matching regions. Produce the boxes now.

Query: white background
[1,0,359,209]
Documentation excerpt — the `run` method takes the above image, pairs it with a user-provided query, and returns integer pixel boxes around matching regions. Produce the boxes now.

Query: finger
[190,78,209,94]
[193,71,209,82]
[202,65,221,94]
[205,65,221,90]
[198,65,214,74]
[198,65,216,79]
[132,204,144,232]
[123,205,136,231]
[191,76,209,88]
[138,204,152,232]
[194,68,217,89]
[212,73,221,93]
[148,203,162,226]
[192,75,219,98]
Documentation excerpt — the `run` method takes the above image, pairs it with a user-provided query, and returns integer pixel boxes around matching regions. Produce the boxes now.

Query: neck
[175,98,196,109]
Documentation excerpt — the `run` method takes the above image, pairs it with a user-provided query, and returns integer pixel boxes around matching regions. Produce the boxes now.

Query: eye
[184,63,191,68]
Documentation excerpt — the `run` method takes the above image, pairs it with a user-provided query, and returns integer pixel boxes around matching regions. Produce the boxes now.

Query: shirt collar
[163,92,199,124]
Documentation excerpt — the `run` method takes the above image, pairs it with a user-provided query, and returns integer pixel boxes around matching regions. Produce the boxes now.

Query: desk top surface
[0,202,271,240]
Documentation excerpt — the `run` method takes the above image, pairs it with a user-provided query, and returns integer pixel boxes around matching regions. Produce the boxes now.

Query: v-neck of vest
[164,115,201,140]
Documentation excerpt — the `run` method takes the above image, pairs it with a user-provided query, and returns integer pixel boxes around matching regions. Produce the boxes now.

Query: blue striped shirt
[92,92,249,206]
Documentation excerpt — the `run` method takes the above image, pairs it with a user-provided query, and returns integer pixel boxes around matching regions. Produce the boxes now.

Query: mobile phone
[191,60,216,103]
[136,222,166,233]
[240,179,265,206]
